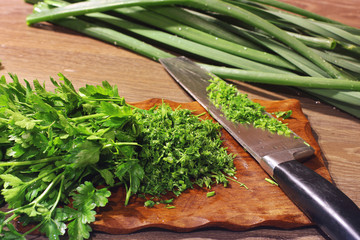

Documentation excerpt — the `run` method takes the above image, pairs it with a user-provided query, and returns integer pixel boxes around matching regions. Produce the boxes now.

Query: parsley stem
[124,183,131,206]
[265,177,279,186]
[30,173,65,207]
[225,176,248,190]
[195,112,206,118]
[85,98,126,103]
[0,117,8,123]
[23,165,67,190]
[1,212,18,226]
[50,175,65,213]
[102,142,141,150]
[21,221,43,237]
[70,113,107,122]
[0,156,61,167]
[4,171,66,215]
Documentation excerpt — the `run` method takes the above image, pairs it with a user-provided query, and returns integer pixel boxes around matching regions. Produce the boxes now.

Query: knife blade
[160,56,360,240]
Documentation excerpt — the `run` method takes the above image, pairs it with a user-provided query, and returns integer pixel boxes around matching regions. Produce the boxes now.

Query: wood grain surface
[1,0,360,239]
[91,98,330,234]
[280,0,360,28]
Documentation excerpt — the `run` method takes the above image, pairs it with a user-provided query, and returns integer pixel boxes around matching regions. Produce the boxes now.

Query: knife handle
[273,160,360,240]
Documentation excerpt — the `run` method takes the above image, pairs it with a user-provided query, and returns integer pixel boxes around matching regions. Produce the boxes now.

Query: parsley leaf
[40,218,65,240]
[70,141,101,168]
[67,218,92,240]
[67,181,111,238]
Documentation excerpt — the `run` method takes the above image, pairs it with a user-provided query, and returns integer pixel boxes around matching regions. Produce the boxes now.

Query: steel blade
[160,56,314,176]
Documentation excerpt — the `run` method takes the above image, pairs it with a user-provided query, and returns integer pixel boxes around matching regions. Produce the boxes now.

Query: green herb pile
[25,0,360,118]
[0,74,236,239]
[207,76,292,136]
[135,104,236,196]
[0,74,140,239]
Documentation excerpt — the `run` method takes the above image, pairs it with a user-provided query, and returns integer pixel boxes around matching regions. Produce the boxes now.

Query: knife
[160,56,360,240]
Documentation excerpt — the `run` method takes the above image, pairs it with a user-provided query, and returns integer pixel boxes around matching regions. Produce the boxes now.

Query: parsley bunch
[0,74,141,239]
[207,77,292,136]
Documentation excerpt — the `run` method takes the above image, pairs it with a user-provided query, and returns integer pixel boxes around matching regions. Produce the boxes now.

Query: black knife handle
[273,160,360,240]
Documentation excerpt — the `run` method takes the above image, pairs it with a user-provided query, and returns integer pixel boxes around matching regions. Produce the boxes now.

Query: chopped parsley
[206,191,216,198]
[273,110,292,119]
[135,103,236,197]
[265,177,279,186]
[207,76,292,136]
[144,200,156,208]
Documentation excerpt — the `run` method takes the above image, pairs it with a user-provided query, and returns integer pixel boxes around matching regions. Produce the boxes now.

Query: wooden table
[1,0,359,239]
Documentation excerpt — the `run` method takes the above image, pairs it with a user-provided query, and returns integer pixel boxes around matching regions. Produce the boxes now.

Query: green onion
[53,17,173,61]
[285,32,336,50]
[311,49,360,74]
[306,93,360,118]
[92,13,291,73]
[201,64,360,91]
[25,0,360,117]
[26,0,184,24]
[186,0,345,79]
[169,10,331,77]
[46,0,294,73]
[264,9,360,45]
[25,0,345,78]
[34,1,173,61]
[249,0,344,25]
[114,6,297,70]
[149,6,261,50]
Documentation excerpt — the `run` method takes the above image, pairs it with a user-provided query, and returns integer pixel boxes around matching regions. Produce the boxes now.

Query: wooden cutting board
[92,98,331,234]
